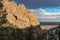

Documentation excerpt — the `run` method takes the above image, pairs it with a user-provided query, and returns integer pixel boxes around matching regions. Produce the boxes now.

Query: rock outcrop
[1,0,40,29]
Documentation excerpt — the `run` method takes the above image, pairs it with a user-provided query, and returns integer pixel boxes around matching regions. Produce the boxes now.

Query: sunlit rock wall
[2,0,40,29]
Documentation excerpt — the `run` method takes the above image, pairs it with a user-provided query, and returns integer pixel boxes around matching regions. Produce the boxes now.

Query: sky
[14,0,60,9]
[13,0,60,22]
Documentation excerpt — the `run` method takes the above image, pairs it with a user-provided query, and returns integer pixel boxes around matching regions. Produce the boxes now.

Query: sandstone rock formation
[2,0,40,29]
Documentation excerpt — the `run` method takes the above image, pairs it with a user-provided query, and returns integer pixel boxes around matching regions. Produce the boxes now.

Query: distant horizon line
[40,22,60,25]
[40,21,60,22]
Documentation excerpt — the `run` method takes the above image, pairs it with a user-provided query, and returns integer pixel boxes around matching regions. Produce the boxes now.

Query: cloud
[28,8,60,22]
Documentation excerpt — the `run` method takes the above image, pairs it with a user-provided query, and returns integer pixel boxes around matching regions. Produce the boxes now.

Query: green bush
[0,25,43,40]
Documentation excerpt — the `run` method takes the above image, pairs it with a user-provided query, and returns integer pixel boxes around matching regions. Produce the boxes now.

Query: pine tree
[0,0,9,27]
[0,0,5,26]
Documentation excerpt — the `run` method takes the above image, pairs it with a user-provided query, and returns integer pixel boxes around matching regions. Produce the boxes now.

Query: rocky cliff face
[1,0,40,29]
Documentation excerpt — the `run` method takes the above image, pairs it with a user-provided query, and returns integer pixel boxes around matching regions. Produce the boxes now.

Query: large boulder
[2,0,40,29]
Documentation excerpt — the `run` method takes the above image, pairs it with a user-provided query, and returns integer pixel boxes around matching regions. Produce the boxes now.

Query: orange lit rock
[2,0,40,29]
